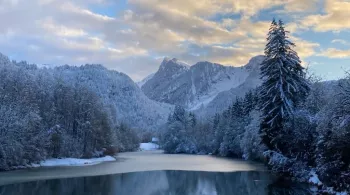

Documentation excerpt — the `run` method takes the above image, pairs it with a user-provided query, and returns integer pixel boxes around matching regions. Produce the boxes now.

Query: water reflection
[0,171,313,195]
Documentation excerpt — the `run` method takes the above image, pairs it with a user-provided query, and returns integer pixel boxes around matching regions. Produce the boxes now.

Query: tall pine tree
[260,19,310,151]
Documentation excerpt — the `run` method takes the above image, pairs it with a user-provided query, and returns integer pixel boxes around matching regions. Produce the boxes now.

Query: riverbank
[36,156,116,167]
[0,150,265,186]
[2,142,156,171]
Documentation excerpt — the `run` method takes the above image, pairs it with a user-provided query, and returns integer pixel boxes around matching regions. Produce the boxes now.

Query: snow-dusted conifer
[259,19,310,151]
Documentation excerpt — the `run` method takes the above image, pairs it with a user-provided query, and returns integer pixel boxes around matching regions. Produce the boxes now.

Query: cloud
[319,48,350,58]
[301,0,350,32]
[216,0,283,18]
[59,2,114,22]
[290,37,320,59]
[132,0,317,19]
[177,44,261,66]
[128,0,285,18]
[280,0,319,13]
[108,46,148,59]
[0,1,150,70]
[0,0,330,80]
[39,18,88,37]
[123,2,246,46]
[331,39,349,45]
[198,45,261,65]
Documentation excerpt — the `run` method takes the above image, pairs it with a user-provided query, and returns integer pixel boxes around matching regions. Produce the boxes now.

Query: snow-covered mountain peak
[193,61,213,65]
[190,61,225,73]
[155,57,190,81]
[141,55,265,116]
[192,61,213,67]
[163,57,172,62]
[244,55,264,71]
[159,57,189,71]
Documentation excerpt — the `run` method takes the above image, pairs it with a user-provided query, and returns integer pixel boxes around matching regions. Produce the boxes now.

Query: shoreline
[0,150,265,186]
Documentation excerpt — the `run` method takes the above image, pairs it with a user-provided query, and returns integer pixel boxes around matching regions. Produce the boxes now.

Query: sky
[0,0,349,81]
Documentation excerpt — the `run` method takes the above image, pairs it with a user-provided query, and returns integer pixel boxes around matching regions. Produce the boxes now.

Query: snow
[175,59,190,67]
[163,57,171,62]
[323,187,349,195]
[160,57,189,71]
[163,57,190,67]
[151,137,159,142]
[189,93,218,111]
[31,163,41,168]
[308,170,322,186]
[38,156,116,167]
[140,143,160,151]
[336,192,349,195]
[137,73,155,88]
[141,56,263,113]
[191,73,197,95]
[188,68,249,110]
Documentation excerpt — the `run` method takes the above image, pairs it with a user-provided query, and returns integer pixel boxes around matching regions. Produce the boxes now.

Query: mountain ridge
[0,52,173,132]
[141,55,265,117]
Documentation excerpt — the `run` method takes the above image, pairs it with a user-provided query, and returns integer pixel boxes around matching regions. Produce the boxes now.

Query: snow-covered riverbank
[32,142,160,168]
[35,156,116,167]
[8,143,157,170]
[139,143,159,151]
[37,143,159,167]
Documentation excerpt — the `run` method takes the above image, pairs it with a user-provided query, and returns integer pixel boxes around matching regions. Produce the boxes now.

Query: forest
[0,55,140,171]
[161,20,350,193]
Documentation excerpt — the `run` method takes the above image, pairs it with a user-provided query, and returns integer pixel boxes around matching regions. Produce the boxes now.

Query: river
[0,150,313,195]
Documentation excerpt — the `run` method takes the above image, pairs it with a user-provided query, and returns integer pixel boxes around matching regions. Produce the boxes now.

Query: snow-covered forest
[161,20,350,193]
[0,54,142,171]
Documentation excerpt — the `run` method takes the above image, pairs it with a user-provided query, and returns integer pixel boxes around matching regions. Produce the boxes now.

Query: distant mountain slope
[141,58,190,106]
[137,73,155,88]
[53,65,173,132]
[141,56,264,117]
[196,56,264,117]
[0,53,173,132]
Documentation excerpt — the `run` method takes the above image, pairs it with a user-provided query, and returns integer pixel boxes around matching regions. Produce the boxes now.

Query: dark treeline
[161,19,350,193]
[162,76,350,193]
[161,90,261,158]
[161,90,262,158]
[0,55,139,171]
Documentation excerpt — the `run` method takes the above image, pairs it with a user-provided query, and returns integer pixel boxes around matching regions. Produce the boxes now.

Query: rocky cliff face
[141,55,265,117]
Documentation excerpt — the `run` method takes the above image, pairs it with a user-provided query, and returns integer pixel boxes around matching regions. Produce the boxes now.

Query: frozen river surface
[0,150,312,194]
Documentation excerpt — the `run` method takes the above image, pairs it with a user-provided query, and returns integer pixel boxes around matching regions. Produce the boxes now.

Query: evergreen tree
[188,112,197,128]
[243,90,254,115]
[162,106,197,154]
[213,114,220,132]
[259,19,310,151]
[211,114,222,154]
[172,106,186,124]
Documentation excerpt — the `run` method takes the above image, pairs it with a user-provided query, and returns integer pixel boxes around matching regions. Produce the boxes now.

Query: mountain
[137,73,155,88]
[0,53,173,132]
[1,51,263,130]
[54,65,174,131]
[141,56,264,117]
[196,56,264,117]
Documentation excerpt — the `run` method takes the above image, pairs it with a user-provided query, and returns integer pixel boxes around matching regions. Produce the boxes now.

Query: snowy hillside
[196,56,264,117]
[0,53,172,132]
[141,56,264,116]
[52,65,173,131]
[137,73,155,88]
